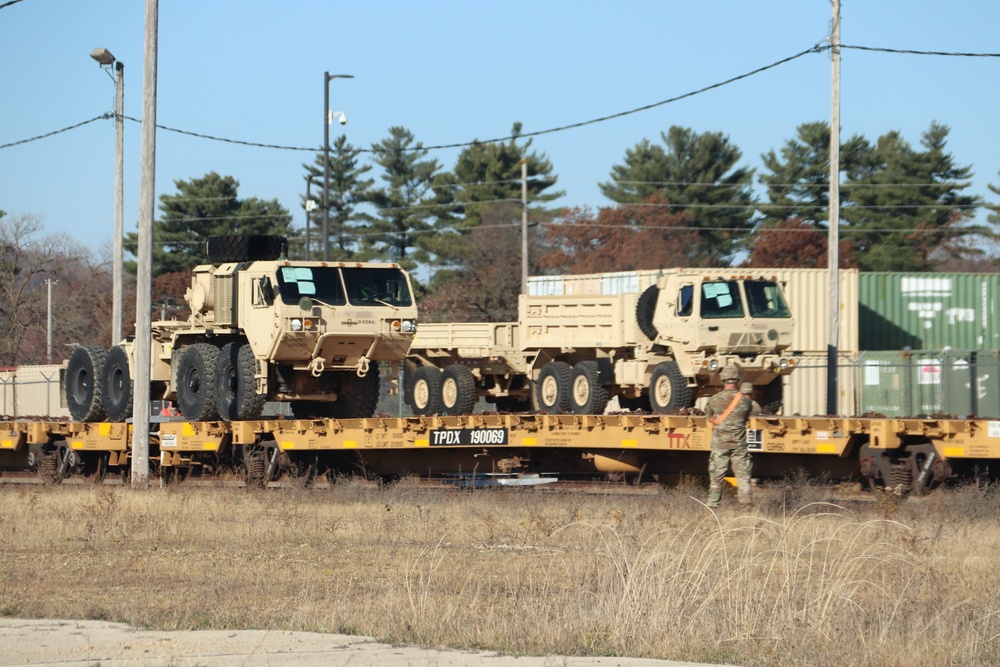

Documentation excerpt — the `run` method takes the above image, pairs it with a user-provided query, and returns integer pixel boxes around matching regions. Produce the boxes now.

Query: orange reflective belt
[710,392,744,426]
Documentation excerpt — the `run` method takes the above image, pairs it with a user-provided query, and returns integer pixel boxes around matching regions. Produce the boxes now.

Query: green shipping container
[859,350,1000,418]
[859,273,1000,350]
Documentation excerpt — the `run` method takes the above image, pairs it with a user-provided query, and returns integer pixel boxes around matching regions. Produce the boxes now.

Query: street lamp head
[325,73,354,82]
[90,47,116,66]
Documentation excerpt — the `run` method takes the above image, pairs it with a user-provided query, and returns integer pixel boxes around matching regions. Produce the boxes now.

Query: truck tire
[101,345,134,422]
[535,361,572,414]
[636,285,660,340]
[332,362,381,418]
[441,365,477,415]
[215,341,265,421]
[205,235,286,263]
[409,366,442,416]
[648,361,693,412]
[66,345,108,422]
[570,361,609,415]
[175,343,220,421]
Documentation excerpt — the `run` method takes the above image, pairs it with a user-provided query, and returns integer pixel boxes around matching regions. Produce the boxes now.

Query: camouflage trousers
[707,445,753,507]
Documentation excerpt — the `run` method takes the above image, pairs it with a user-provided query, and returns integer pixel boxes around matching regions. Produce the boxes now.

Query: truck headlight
[391,319,416,334]
[290,318,303,332]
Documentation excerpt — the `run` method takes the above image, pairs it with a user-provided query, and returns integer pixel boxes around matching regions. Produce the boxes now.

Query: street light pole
[90,48,125,345]
[323,71,353,262]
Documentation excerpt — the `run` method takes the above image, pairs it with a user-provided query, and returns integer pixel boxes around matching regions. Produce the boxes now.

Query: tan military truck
[405,270,795,415]
[66,236,418,422]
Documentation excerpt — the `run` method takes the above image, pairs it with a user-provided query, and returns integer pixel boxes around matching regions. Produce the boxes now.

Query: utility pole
[89,48,125,345]
[132,0,158,487]
[305,176,313,260]
[113,60,124,344]
[46,278,56,364]
[323,72,353,262]
[826,0,841,416]
[521,158,528,295]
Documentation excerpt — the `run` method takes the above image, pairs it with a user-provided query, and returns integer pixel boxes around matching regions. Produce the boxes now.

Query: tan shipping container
[0,364,69,419]
[528,267,859,354]
[780,352,859,417]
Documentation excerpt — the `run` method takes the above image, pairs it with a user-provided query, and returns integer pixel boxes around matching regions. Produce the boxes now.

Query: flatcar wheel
[36,449,59,484]
[291,454,319,489]
[243,447,267,488]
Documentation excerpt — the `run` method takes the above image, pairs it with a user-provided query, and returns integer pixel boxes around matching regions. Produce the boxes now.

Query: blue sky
[2,1,998,260]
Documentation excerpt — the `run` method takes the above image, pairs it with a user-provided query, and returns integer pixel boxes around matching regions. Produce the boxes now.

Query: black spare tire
[206,235,286,263]
[66,345,108,422]
[636,285,660,340]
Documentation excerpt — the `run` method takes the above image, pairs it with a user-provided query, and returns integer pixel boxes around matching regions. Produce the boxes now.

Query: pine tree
[125,172,294,275]
[846,122,980,271]
[301,135,373,261]
[362,127,446,271]
[599,126,756,265]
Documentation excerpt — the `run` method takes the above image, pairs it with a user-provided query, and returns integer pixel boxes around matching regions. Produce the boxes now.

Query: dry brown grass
[1,479,999,666]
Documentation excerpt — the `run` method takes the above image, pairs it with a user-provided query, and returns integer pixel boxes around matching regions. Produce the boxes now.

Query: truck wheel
[333,362,381,418]
[66,345,108,422]
[535,361,572,414]
[636,285,660,340]
[441,365,477,415]
[101,345,134,422]
[649,361,693,412]
[570,361,609,415]
[215,341,265,421]
[175,343,220,421]
[410,366,442,416]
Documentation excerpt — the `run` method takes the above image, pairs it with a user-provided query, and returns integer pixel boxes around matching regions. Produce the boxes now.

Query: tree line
[2,119,1000,365]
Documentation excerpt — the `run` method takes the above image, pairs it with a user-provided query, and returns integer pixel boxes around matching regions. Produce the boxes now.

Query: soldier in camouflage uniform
[704,365,754,508]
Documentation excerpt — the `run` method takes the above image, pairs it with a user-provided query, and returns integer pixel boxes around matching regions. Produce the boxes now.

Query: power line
[0,114,109,150]
[4,45,827,154]
[841,44,1000,58]
[0,0,27,10]
[4,42,998,157]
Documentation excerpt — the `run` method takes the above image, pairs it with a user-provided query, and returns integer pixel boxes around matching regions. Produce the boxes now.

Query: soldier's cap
[740,382,753,394]
[719,364,740,382]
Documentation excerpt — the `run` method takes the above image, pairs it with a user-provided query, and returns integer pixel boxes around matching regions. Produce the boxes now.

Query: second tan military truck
[405,270,796,415]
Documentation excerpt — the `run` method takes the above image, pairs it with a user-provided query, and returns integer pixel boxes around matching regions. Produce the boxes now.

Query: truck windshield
[342,267,414,307]
[744,280,792,318]
[700,281,744,319]
[275,266,347,305]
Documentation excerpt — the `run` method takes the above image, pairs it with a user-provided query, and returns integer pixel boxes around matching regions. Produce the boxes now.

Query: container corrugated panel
[781,353,859,417]
[859,272,1000,350]
[1,365,69,419]
[527,276,565,296]
[529,268,859,354]
[564,276,604,296]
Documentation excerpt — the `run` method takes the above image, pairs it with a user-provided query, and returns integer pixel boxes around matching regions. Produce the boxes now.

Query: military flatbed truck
[405,270,796,415]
